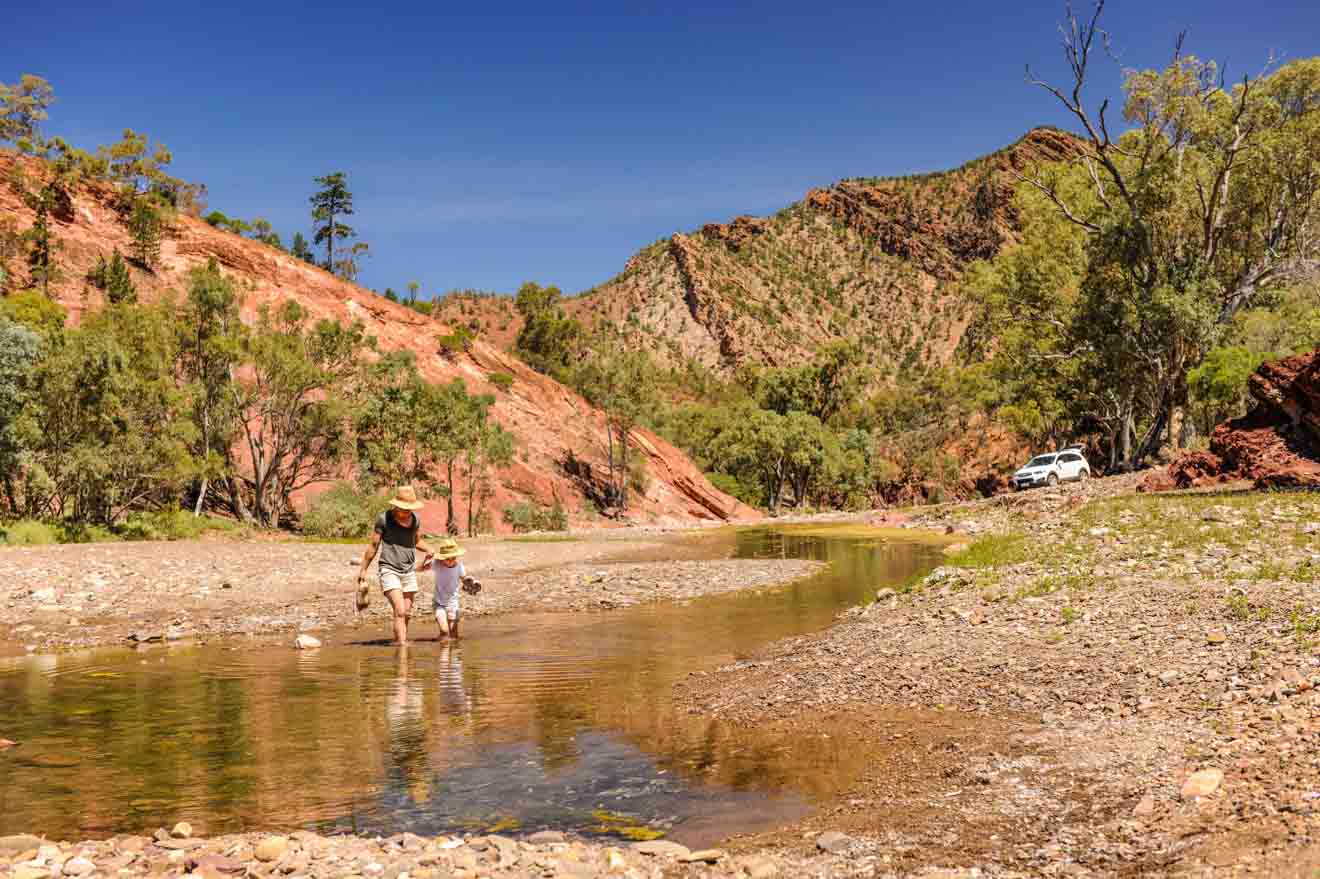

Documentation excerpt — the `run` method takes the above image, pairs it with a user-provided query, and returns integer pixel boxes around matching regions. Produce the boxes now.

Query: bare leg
[435,607,452,639]
[450,612,461,640]
[386,589,410,645]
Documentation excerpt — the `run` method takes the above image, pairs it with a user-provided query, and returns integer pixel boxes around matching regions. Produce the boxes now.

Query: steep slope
[0,155,758,529]
[438,127,1079,374]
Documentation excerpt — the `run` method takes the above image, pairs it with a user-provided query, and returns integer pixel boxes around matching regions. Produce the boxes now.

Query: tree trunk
[193,477,208,516]
[1118,414,1132,472]
[618,423,629,511]
[445,459,458,535]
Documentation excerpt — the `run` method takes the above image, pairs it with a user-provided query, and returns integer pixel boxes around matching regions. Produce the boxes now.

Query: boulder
[294,634,322,650]
[1150,350,1320,491]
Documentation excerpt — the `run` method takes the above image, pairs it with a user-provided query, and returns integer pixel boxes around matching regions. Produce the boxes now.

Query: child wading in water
[423,537,480,639]
[355,486,436,646]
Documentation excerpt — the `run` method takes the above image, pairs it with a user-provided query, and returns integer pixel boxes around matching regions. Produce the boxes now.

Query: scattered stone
[631,840,690,858]
[743,857,779,879]
[29,587,56,603]
[1206,630,1227,645]
[10,866,51,879]
[815,830,852,853]
[61,856,95,876]
[1181,768,1224,799]
[253,836,289,862]
[874,587,897,603]
[171,821,193,838]
[0,738,16,749]
[527,831,565,844]
[680,848,725,863]
[1133,794,1156,816]
[188,854,246,874]
[294,634,322,650]
[0,834,45,853]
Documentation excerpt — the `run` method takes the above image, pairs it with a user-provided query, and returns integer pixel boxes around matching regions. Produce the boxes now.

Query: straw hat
[434,536,466,559]
[388,485,425,510]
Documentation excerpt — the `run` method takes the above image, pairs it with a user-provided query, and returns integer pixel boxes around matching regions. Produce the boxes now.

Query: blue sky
[5,1,1317,296]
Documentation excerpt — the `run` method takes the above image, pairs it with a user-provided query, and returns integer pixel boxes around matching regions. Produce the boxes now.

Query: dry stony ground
[0,530,817,655]
[679,473,1320,876]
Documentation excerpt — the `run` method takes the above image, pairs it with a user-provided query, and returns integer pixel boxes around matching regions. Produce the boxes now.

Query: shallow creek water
[0,526,943,847]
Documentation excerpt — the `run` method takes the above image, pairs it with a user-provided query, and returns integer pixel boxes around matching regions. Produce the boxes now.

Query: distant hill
[436,127,1080,375]
[0,153,758,530]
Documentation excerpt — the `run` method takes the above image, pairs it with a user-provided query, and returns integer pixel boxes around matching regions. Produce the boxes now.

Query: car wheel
[1079,468,1090,481]
[1047,473,1058,486]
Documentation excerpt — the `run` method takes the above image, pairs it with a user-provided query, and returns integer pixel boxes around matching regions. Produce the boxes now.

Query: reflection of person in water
[436,642,472,721]
[386,647,431,803]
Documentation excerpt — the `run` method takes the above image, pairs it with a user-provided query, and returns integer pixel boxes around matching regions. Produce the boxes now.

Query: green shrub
[489,372,515,392]
[945,535,1028,569]
[119,509,238,541]
[707,472,762,508]
[628,455,650,495]
[303,482,391,539]
[55,522,117,543]
[502,499,568,533]
[2,520,58,545]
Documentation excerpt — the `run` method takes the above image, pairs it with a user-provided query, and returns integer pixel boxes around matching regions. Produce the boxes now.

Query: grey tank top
[374,511,420,574]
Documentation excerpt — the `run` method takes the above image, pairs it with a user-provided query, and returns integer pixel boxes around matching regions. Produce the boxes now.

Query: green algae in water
[486,816,522,832]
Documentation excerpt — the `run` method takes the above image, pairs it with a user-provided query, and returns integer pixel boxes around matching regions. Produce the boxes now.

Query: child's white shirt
[434,560,465,615]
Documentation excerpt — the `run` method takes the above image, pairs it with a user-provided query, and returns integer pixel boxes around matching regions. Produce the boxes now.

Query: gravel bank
[678,474,1320,875]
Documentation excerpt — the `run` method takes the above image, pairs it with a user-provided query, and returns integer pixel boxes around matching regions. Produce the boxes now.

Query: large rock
[1149,350,1320,491]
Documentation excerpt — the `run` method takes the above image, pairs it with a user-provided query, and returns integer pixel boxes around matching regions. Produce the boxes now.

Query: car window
[1027,455,1056,467]
[1061,453,1080,462]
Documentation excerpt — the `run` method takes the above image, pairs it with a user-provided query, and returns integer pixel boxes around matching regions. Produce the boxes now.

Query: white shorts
[380,569,418,594]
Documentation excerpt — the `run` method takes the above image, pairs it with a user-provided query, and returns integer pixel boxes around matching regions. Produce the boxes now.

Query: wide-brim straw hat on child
[389,485,425,510]
[434,537,466,559]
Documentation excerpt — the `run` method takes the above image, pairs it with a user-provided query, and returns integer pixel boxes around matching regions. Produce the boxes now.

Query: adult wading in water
[356,486,436,645]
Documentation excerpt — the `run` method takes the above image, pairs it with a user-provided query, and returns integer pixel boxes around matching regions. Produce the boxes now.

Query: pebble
[1181,768,1224,799]
[815,830,852,853]
[681,848,725,863]
[1206,630,1227,645]
[253,836,289,862]
[171,822,193,838]
[0,834,45,852]
[631,840,690,858]
[528,831,565,844]
[744,857,779,878]
[294,634,322,650]
[61,856,95,876]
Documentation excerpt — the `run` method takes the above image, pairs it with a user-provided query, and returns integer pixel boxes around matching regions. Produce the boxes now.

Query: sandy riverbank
[0,529,819,655]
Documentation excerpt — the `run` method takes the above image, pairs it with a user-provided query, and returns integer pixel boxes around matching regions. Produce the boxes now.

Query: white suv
[1011,447,1091,490]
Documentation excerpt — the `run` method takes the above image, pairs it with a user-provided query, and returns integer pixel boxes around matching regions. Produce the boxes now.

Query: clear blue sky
[5,1,1317,297]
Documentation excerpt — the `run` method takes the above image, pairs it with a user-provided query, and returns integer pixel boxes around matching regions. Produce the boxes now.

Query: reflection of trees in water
[1,529,940,839]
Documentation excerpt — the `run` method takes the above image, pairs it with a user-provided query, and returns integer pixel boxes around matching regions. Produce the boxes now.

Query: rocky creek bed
[679,473,1320,875]
[14,476,1320,876]
[0,533,819,654]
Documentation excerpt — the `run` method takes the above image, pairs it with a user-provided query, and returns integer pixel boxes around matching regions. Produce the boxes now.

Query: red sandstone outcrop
[1144,350,1320,491]
[0,155,759,530]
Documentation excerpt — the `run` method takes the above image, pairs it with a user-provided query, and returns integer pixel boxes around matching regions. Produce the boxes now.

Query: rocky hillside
[437,127,1079,374]
[0,154,758,530]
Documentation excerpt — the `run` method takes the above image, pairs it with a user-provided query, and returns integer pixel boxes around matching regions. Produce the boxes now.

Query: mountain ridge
[436,126,1081,374]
